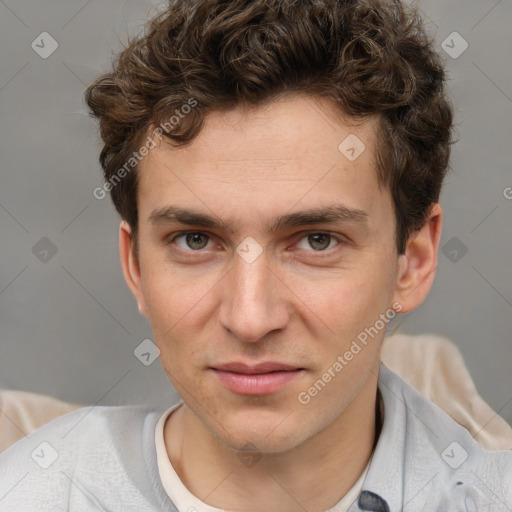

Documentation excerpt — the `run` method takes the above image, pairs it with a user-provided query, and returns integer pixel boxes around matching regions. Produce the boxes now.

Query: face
[120,93,436,454]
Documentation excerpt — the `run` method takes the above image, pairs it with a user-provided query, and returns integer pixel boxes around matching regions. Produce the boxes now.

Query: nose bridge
[219,252,287,342]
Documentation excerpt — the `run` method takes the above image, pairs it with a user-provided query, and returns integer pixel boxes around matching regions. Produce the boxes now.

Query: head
[85,0,452,453]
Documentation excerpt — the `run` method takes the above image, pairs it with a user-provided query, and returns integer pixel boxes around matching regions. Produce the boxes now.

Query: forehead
[136,94,389,230]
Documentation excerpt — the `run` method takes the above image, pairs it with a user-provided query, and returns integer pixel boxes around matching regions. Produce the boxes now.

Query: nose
[218,250,289,343]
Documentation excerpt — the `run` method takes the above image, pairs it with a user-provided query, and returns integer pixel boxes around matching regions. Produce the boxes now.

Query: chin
[223,429,305,456]
[212,410,313,455]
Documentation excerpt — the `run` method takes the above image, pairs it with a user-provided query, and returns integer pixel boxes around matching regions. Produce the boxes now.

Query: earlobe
[392,204,443,314]
[119,220,149,318]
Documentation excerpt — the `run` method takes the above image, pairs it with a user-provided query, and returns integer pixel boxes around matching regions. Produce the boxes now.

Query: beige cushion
[1,333,510,452]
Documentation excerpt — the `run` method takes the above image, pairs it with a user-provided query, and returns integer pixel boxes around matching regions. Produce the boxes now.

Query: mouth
[210,361,305,396]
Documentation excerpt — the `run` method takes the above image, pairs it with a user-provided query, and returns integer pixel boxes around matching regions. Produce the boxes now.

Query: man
[0,0,510,510]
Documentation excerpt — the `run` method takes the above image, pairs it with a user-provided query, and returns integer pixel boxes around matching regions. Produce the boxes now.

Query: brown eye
[307,233,332,251]
[186,233,209,250]
[174,232,212,251]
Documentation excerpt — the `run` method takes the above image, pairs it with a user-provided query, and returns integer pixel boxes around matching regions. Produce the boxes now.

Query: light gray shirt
[0,364,510,511]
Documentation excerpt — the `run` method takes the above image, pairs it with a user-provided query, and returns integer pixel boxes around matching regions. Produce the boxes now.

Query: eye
[173,232,213,251]
[296,232,340,251]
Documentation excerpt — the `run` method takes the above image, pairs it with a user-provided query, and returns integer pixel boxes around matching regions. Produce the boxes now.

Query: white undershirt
[155,402,369,512]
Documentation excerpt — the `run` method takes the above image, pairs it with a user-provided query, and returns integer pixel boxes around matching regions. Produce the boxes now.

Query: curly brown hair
[85,0,453,256]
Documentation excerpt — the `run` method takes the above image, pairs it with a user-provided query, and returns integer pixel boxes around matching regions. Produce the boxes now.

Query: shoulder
[378,364,512,468]
[0,403,162,460]
[381,333,512,450]
[0,405,170,511]
[365,365,512,511]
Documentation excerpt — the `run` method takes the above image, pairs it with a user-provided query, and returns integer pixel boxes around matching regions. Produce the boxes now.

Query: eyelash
[166,231,345,254]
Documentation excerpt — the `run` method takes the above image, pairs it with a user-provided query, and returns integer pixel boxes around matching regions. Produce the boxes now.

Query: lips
[212,361,302,374]
[210,361,304,395]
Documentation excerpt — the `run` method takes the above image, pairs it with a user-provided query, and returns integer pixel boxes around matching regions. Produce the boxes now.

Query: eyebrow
[148,204,368,231]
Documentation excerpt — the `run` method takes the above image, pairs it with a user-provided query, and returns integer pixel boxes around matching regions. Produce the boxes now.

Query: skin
[120,93,442,511]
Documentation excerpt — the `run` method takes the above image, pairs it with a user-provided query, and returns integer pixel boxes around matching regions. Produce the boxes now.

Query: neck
[164,371,380,512]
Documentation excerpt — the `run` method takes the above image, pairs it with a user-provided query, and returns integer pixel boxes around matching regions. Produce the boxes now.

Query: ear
[392,203,443,314]
[119,220,149,318]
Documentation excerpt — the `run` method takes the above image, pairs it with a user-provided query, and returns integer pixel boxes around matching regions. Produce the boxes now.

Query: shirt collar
[349,364,406,511]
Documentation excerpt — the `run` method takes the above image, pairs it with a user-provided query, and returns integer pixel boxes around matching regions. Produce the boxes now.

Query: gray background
[0,0,511,423]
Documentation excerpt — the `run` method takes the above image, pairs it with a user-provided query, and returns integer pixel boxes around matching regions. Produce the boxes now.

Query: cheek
[296,266,392,325]
[141,255,216,324]
[288,262,396,361]
[140,262,222,363]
